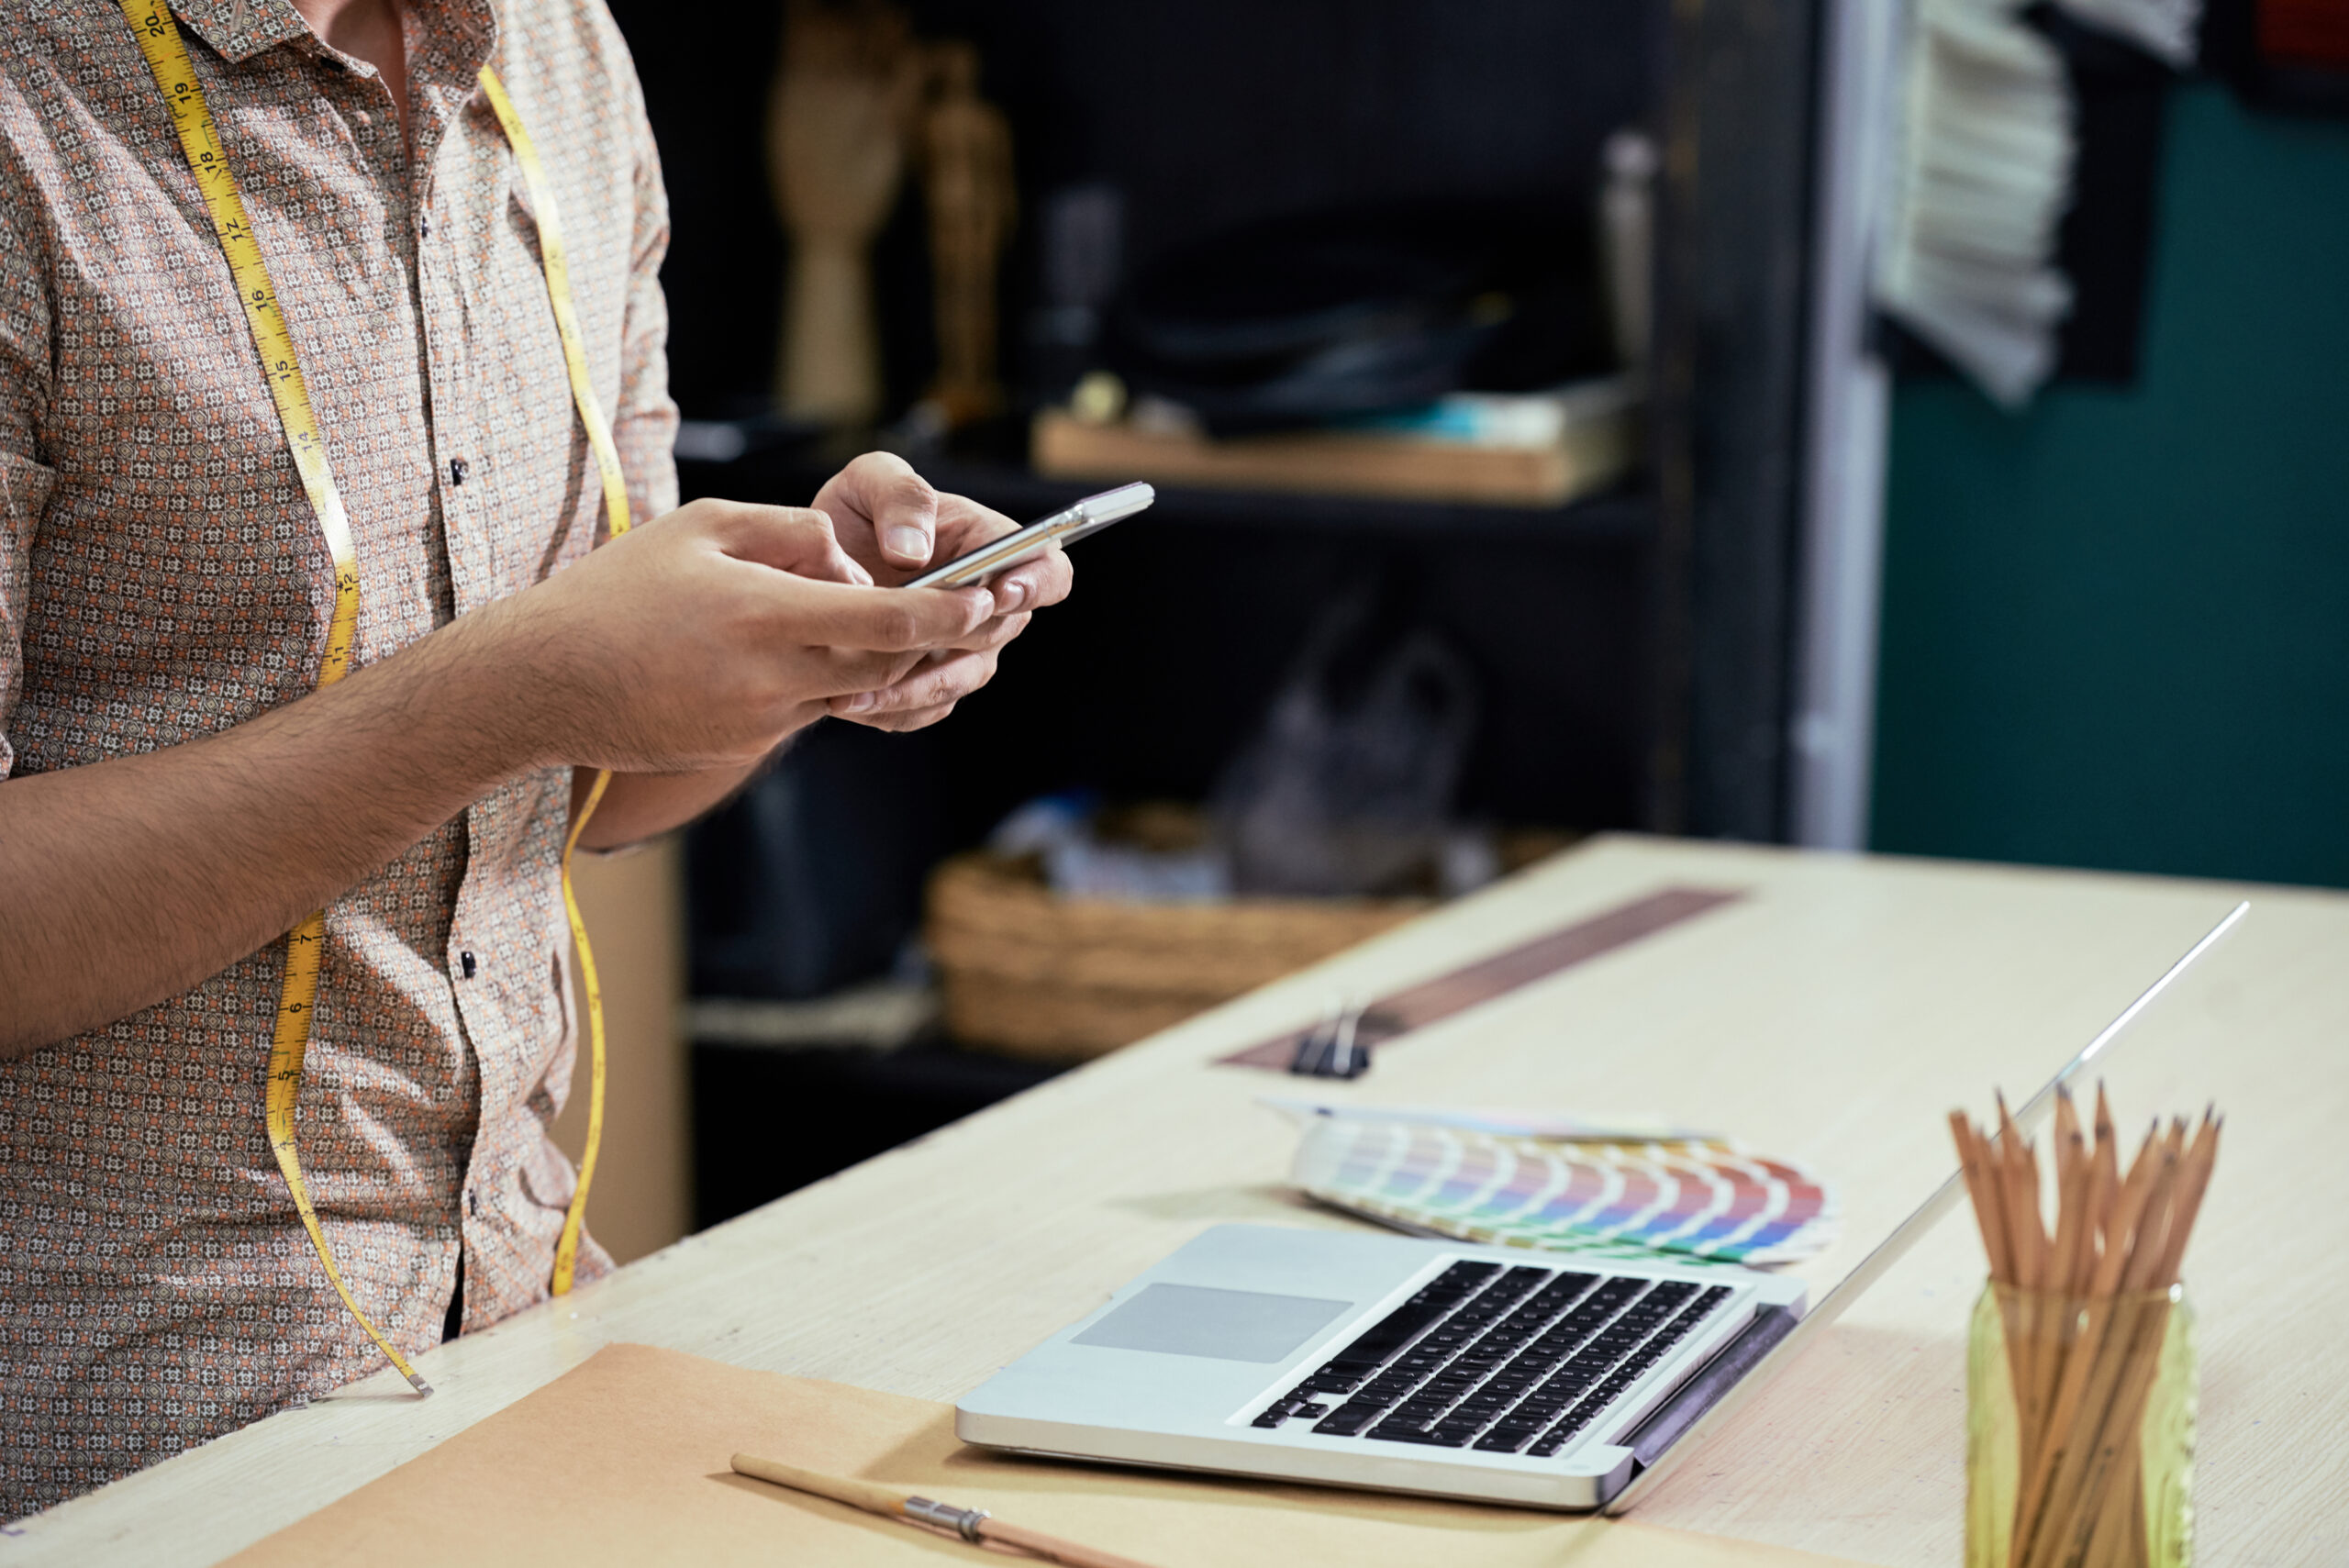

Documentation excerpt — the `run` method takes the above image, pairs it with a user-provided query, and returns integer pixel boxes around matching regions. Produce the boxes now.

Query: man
[0,0,1070,1516]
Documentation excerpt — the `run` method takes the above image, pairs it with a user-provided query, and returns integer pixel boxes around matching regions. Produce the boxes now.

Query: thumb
[842,452,940,568]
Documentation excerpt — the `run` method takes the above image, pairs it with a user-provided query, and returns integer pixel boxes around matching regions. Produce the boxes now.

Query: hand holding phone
[902,483,1155,590]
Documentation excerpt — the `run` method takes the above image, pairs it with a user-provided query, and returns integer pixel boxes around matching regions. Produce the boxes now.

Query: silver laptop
[958,1223,1800,1509]
[954,905,2242,1511]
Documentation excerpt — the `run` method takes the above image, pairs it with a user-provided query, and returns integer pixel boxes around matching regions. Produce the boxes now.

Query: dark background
[601,0,1829,1226]
[608,0,1658,424]
[603,0,1687,1002]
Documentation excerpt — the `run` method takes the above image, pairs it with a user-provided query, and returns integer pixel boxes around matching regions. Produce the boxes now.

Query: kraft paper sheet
[228,1342,1873,1568]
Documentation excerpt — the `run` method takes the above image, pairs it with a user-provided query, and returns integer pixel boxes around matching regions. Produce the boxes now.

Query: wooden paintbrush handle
[729,1453,1165,1568]
[980,1516,1165,1568]
[729,1452,908,1518]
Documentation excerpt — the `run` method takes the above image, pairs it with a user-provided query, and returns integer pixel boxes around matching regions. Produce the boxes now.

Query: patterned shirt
[0,0,678,1517]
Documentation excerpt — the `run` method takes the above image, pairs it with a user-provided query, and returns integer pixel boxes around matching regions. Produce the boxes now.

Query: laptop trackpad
[1071,1284,1352,1363]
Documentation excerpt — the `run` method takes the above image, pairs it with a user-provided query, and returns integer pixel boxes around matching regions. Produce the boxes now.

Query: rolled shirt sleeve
[0,162,58,783]
[609,52,678,536]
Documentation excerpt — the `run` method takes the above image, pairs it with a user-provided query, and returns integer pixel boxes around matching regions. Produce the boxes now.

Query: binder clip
[1288,997,1373,1079]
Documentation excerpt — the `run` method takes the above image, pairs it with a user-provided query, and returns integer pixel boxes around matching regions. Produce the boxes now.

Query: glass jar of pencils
[1965,1281,2197,1568]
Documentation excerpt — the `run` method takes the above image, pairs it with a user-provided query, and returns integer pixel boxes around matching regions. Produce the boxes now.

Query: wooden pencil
[2048,1095,2088,1303]
[1976,1120,2015,1285]
[2152,1113,2219,1287]
[1997,1095,2045,1293]
[2090,1084,2121,1252]
[2008,1096,2060,1439]
[2054,1088,2081,1187]
[2070,1118,2110,1297]
[1952,1113,1987,1269]
[2121,1130,2184,1295]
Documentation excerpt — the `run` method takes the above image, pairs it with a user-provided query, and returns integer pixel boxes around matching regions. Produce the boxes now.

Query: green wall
[1871,84,2349,888]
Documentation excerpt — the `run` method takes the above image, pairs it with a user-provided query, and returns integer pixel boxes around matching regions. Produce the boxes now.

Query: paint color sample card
[1293,1117,1838,1266]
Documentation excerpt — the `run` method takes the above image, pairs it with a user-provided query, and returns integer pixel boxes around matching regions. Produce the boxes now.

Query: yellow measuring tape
[121,3,629,1394]
[473,65,631,1297]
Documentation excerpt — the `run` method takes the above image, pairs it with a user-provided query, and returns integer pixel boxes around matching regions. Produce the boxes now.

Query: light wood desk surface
[13,836,2345,1565]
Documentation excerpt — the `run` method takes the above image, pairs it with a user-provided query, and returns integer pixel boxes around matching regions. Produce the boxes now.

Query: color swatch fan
[1290,1111,1838,1267]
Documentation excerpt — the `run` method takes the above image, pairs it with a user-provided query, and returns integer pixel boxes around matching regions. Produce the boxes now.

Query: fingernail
[885,526,928,562]
[846,691,876,712]
[994,580,1026,613]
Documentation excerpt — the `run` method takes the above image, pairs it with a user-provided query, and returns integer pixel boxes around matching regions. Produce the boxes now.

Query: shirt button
[467,1190,480,1218]
[449,457,469,487]
[419,212,431,240]
[460,951,477,979]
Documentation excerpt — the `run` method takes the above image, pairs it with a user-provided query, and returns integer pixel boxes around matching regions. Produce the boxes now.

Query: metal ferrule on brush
[903,1496,990,1541]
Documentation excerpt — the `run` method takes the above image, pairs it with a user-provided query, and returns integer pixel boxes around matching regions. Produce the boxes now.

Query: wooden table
[14,836,2345,1564]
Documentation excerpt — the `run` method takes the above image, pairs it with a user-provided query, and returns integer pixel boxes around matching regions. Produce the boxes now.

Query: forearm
[571,752,774,852]
[0,491,1008,1056]
[0,604,548,1058]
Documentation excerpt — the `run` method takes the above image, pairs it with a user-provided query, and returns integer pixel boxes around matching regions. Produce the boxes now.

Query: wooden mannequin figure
[766,0,918,426]
[917,41,1015,428]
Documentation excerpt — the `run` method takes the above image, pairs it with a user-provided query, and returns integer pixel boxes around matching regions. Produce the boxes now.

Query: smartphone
[900,482,1154,590]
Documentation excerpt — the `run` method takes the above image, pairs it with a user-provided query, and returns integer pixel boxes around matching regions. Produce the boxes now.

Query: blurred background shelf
[678,439,1657,544]
[604,0,1823,1243]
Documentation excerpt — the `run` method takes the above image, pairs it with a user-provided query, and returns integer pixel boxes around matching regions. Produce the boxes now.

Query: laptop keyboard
[1250,1262,1733,1457]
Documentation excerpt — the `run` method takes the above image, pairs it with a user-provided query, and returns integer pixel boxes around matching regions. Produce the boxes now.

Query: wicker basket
[924,852,1428,1063]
